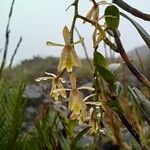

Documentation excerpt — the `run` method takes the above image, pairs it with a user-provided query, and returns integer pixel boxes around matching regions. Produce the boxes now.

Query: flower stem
[70,0,79,43]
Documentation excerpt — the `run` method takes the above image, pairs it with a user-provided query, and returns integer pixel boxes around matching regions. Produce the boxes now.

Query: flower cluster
[36,72,67,100]
[35,26,99,125]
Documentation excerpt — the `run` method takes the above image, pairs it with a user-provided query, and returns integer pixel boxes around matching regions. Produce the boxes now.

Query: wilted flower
[83,3,106,48]
[35,72,67,100]
[46,26,83,72]
[83,4,99,24]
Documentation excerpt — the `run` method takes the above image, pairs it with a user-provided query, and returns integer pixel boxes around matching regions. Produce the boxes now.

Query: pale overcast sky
[0,0,150,65]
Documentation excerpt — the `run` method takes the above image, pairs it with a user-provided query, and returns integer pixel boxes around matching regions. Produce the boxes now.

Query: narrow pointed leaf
[96,64,114,84]
[121,12,150,50]
[128,86,150,125]
[105,5,120,30]
[132,87,150,116]
[71,126,91,149]
[57,131,70,150]
[94,51,107,68]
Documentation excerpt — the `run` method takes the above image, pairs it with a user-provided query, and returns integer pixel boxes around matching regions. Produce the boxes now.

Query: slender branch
[78,15,96,26]
[113,31,150,88]
[91,0,98,7]
[103,37,117,51]
[113,0,150,21]
[0,0,15,79]
[70,0,79,42]
[9,37,22,68]
[119,114,146,150]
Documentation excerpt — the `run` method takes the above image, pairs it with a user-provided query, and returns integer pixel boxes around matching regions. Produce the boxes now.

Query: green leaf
[71,126,91,149]
[130,87,150,116]
[105,5,120,30]
[96,64,114,84]
[108,100,123,114]
[94,51,107,68]
[121,12,150,50]
[67,120,77,137]
[128,86,150,125]
[57,131,70,150]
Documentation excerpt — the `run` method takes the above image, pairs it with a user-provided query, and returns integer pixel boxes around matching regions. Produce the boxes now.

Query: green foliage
[94,51,114,84]
[105,5,120,30]
[94,51,108,68]
[0,80,26,150]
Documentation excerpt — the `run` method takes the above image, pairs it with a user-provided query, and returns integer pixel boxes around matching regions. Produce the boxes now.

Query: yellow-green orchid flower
[35,72,67,100]
[46,26,83,72]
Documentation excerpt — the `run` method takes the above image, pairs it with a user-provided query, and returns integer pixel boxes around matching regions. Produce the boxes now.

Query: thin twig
[70,0,79,42]
[119,114,146,150]
[113,31,150,88]
[0,0,16,79]
[113,0,150,21]
[9,37,22,68]
[91,0,98,7]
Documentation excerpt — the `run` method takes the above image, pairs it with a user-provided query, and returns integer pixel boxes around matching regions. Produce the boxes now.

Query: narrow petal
[84,93,96,102]
[35,77,53,82]
[72,38,84,45]
[58,47,68,72]
[70,73,77,89]
[78,86,95,91]
[85,102,102,106]
[70,48,82,68]
[58,81,67,98]
[45,72,57,77]
[92,28,97,48]
[46,41,64,47]
[52,88,71,93]
[63,26,71,45]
